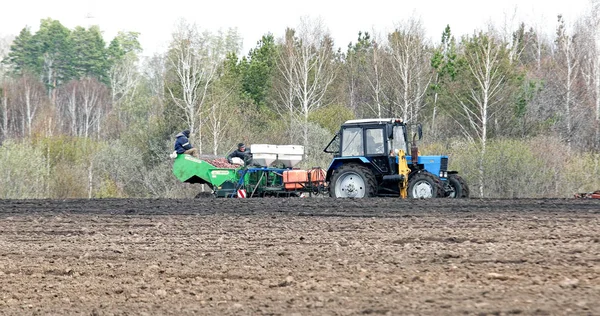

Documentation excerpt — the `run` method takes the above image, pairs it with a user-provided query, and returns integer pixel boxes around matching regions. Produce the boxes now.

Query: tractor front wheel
[447,174,470,198]
[408,172,444,198]
[330,163,377,198]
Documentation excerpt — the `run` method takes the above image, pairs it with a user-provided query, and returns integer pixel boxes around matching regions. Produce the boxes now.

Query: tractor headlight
[440,171,447,178]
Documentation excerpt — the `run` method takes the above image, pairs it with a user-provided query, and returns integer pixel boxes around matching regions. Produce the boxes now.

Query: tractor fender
[326,157,370,182]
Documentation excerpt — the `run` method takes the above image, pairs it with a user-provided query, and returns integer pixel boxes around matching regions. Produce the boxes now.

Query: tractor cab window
[391,125,407,154]
[341,127,363,156]
[365,128,385,155]
[323,133,340,154]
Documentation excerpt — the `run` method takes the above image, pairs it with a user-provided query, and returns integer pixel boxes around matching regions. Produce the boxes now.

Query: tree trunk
[88,160,93,199]
[478,138,486,198]
[596,56,600,150]
[1,84,7,141]
[566,54,573,151]
[25,86,32,137]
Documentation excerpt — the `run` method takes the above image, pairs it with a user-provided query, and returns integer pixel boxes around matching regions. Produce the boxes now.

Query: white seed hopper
[250,144,304,168]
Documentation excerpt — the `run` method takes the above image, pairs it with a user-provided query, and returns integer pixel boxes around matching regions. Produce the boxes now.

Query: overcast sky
[0,0,591,57]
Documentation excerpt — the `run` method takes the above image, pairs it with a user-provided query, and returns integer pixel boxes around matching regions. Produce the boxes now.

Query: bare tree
[57,81,78,136]
[204,28,242,155]
[0,35,13,78]
[350,29,389,119]
[275,28,300,143]
[55,77,109,138]
[387,17,432,123]
[453,31,515,197]
[276,17,337,148]
[206,89,240,155]
[166,20,222,154]
[579,2,600,150]
[555,15,582,150]
[109,54,139,108]
[15,74,46,137]
[365,32,388,119]
[142,54,167,119]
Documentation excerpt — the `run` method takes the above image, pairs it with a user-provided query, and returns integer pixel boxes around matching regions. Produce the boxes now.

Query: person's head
[238,143,245,152]
[182,130,190,137]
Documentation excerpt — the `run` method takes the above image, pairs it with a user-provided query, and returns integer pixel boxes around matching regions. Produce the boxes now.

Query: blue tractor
[324,118,469,198]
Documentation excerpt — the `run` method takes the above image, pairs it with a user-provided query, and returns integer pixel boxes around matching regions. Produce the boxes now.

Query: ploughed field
[0,198,598,315]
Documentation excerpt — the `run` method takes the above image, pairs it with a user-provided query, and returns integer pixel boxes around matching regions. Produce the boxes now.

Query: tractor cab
[326,118,408,153]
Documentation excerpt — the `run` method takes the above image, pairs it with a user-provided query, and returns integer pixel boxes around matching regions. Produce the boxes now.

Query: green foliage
[431,25,458,81]
[96,177,120,198]
[32,19,73,87]
[3,19,130,91]
[33,136,99,198]
[295,121,334,170]
[93,140,146,197]
[51,160,88,198]
[565,152,600,193]
[118,115,173,168]
[107,31,142,61]
[2,27,37,74]
[308,103,355,134]
[70,26,109,83]
[238,34,277,110]
[34,136,97,167]
[0,140,48,198]
[437,136,597,198]
[481,139,554,198]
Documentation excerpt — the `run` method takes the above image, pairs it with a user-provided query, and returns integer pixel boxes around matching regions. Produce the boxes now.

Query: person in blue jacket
[174,130,199,158]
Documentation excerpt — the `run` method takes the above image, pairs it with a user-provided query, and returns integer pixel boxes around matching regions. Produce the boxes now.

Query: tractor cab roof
[342,118,405,126]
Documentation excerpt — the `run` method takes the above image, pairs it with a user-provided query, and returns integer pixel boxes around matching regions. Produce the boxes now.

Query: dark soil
[0,198,598,315]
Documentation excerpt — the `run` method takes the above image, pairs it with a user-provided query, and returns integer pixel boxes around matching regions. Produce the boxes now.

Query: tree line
[0,9,599,199]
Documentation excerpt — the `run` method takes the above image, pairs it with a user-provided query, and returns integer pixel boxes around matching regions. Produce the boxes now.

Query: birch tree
[0,35,12,77]
[578,2,600,150]
[0,35,12,141]
[15,74,45,137]
[166,20,223,154]
[275,28,299,143]
[55,77,109,138]
[275,17,337,148]
[387,18,432,123]
[143,54,167,118]
[1,80,7,141]
[107,31,142,134]
[109,53,139,107]
[57,80,78,136]
[345,30,389,119]
[451,31,517,197]
[203,29,242,155]
[555,15,581,150]
[365,32,389,119]
[79,77,110,138]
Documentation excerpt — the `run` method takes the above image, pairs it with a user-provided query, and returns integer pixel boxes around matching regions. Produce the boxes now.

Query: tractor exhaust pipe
[411,134,419,169]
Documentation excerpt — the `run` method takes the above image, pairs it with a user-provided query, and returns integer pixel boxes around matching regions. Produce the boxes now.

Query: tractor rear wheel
[330,163,377,198]
[447,174,469,198]
[408,172,444,198]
